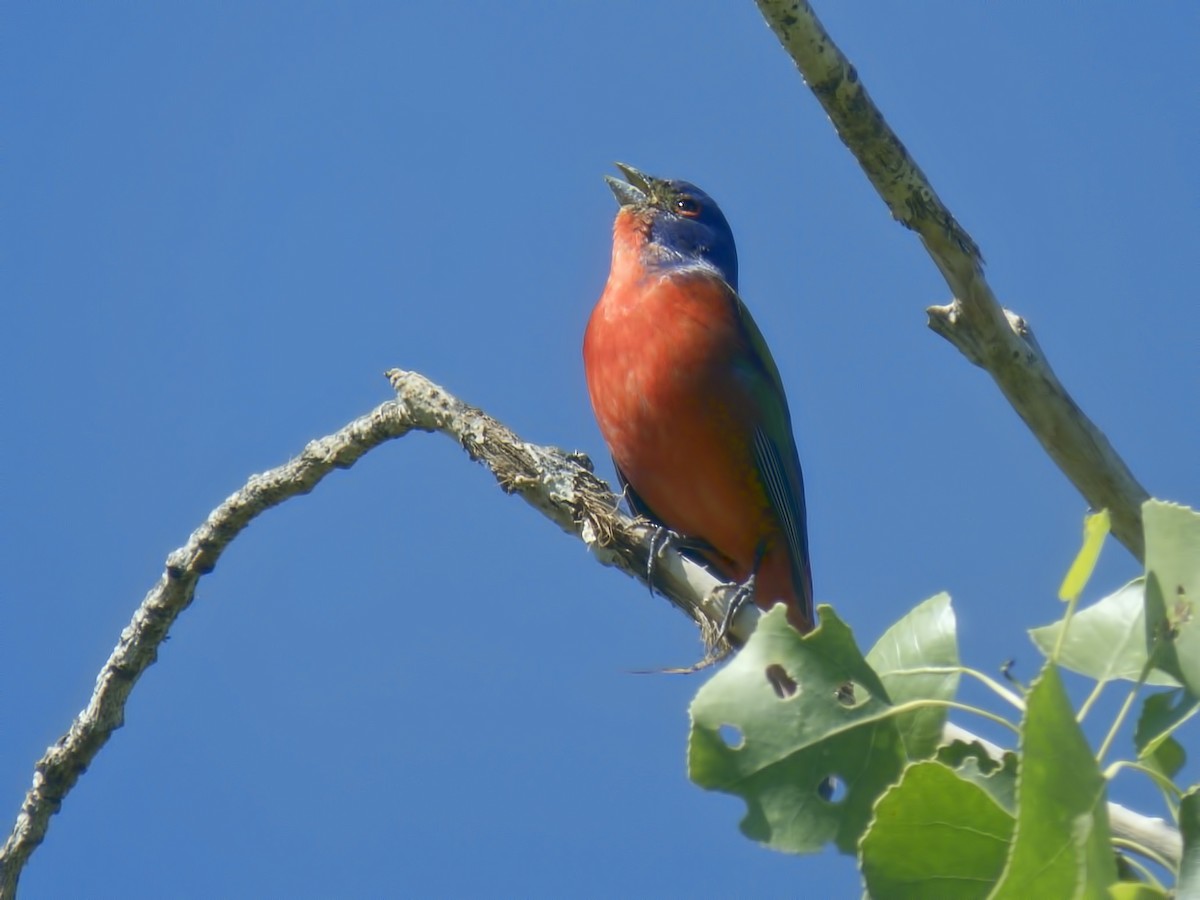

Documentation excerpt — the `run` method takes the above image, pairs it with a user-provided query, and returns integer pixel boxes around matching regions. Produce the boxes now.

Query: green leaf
[1029,580,1179,687]
[688,605,906,855]
[1107,883,1170,899]
[859,761,1014,900]
[991,664,1116,899]
[1179,786,1200,898]
[866,592,960,760]
[1143,501,1200,694]
[1142,734,1186,784]
[1134,689,1196,780]
[935,739,1018,814]
[1059,509,1111,602]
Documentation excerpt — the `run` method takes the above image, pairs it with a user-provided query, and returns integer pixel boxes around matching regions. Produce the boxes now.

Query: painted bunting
[583,164,813,633]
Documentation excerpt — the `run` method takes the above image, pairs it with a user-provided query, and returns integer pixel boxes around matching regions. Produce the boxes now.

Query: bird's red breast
[585,208,811,631]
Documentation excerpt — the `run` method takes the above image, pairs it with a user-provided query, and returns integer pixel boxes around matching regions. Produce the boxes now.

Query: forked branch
[754,0,1150,559]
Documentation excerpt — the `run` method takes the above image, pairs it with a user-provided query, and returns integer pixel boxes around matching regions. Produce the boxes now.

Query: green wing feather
[733,292,814,622]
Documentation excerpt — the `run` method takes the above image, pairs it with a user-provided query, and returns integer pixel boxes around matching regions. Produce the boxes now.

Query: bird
[583,163,813,634]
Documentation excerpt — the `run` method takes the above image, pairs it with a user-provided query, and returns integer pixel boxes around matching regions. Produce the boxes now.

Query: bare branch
[1,400,409,897]
[381,369,756,644]
[2,371,1176,893]
[0,371,755,899]
[0,7,1173,891]
[754,0,1151,560]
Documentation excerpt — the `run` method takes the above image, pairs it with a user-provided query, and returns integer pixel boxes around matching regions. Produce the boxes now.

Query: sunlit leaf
[1143,501,1200,694]
[990,664,1116,898]
[1059,509,1111,601]
[1107,883,1170,899]
[866,592,960,760]
[1029,580,1178,687]
[860,761,1013,900]
[1179,786,1200,898]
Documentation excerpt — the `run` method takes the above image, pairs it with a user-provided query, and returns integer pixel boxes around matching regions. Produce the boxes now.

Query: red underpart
[584,210,811,632]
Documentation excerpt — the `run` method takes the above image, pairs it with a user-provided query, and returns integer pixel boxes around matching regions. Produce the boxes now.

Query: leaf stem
[1096,680,1142,765]
[1051,591,1081,663]
[1076,679,1107,723]
[889,698,1020,737]
[1108,843,1168,888]
[956,667,1026,712]
[1104,760,1185,806]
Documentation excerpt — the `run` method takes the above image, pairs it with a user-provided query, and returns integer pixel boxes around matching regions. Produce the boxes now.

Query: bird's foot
[713,574,756,646]
[644,525,712,595]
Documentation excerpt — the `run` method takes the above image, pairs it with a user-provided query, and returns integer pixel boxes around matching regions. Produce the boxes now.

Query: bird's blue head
[605,163,738,290]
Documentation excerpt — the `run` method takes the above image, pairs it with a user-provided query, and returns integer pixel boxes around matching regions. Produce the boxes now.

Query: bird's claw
[644,525,710,596]
[714,574,756,645]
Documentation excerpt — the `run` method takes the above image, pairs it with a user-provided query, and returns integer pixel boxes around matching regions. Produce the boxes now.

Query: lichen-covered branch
[754,0,1151,560]
[381,369,750,642]
[0,400,409,897]
[0,372,1177,895]
[0,371,750,899]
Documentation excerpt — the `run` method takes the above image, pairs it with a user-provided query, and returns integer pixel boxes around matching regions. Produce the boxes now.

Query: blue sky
[3,3,1197,896]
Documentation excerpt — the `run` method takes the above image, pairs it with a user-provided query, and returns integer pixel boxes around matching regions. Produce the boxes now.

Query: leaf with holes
[688,605,906,855]
[1029,579,1178,687]
[866,592,960,759]
[1143,501,1200,695]
[859,761,1014,899]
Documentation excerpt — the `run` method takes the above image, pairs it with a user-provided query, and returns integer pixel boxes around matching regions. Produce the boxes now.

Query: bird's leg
[713,541,769,644]
[644,525,670,594]
[644,525,714,595]
[714,575,756,644]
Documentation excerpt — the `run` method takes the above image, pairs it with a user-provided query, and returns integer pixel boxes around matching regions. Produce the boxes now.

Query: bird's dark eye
[674,196,700,217]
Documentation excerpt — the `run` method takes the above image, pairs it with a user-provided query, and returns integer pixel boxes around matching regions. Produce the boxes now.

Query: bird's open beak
[605,162,653,207]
